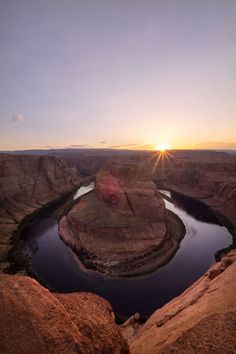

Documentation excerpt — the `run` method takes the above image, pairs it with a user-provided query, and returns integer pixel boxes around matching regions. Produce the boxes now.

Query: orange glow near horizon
[1,140,236,152]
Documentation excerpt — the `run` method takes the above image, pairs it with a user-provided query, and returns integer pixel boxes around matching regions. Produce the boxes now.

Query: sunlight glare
[156,143,170,152]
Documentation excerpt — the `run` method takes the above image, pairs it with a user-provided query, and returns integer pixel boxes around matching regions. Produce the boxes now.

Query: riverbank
[67,208,186,277]
[1,150,235,353]
[5,177,97,277]
[0,153,83,273]
[158,185,236,260]
[20,181,233,319]
[5,186,83,277]
[59,166,187,277]
[154,157,236,239]
[129,249,236,353]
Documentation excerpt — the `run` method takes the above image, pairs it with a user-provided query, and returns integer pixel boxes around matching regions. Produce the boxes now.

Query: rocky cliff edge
[129,250,236,353]
[0,274,128,354]
[0,153,81,272]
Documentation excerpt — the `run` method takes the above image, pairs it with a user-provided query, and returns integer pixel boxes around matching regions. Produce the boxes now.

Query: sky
[0,0,236,150]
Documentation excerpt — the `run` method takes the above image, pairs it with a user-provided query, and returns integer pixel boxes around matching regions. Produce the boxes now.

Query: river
[22,184,232,317]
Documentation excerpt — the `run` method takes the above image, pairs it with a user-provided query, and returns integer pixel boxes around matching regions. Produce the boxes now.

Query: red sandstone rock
[59,165,183,276]
[55,292,128,353]
[0,154,81,271]
[129,250,236,353]
[0,151,236,354]
[0,274,128,354]
[154,155,236,234]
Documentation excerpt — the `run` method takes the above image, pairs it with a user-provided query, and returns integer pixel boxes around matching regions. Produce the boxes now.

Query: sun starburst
[155,144,170,152]
[150,144,174,177]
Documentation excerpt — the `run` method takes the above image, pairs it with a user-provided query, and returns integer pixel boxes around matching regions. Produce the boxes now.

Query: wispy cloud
[12,113,24,123]
[98,141,107,144]
[12,113,25,123]
[108,143,138,149]
[70,144,88,148]
[107,143,158,150]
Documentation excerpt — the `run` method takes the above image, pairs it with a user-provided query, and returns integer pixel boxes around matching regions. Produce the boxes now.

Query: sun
[155,143,170,152]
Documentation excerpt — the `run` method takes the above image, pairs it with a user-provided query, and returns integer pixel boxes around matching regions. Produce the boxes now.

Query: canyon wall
[1,150,236,353]
[153,154,236,236]
[129,249,236,353]
[0,153,81,272]
[0,151,161,273]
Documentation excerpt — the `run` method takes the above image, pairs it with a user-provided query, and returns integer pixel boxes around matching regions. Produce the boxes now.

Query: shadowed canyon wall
[0,153,81,271]
[153,154,236,237]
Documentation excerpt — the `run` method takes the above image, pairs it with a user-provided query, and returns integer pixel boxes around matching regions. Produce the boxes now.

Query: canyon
[0,149,236,353]
[0,153,82,273]
[153,151,236,243]
[0,250,235,353]
[59,162,184,276]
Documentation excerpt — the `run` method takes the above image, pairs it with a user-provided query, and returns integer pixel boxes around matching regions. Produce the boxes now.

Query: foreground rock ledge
[59,164,185,276]
[129,250,236,354]
[0,251,235,354]
[0,274,128,354]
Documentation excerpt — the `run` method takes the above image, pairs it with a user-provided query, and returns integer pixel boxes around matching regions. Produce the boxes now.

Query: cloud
[42,145,59,149]
[12,113,24,123]
[107,143,158,150]
[98,141,107,144]
[108,143,138,149]
[70,144,88,148]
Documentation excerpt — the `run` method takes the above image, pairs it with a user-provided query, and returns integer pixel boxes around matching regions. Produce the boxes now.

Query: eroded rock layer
[59,164,185,276]
[0,153,81,272]
[1,150,236,354]
[154,154,236,236]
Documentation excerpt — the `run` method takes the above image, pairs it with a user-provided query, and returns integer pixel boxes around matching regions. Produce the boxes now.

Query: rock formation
[129,250,236,353]
[0,274,128,354]
[1,252,235,354]
[0,153,81,272]
[153,153,236,238]
[0,151,151,273]
[0,150,236,353]
[59,163,185,276]
[55,293,128,353]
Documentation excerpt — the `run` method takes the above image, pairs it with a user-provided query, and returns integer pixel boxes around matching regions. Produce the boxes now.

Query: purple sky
[0,0,236,150]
